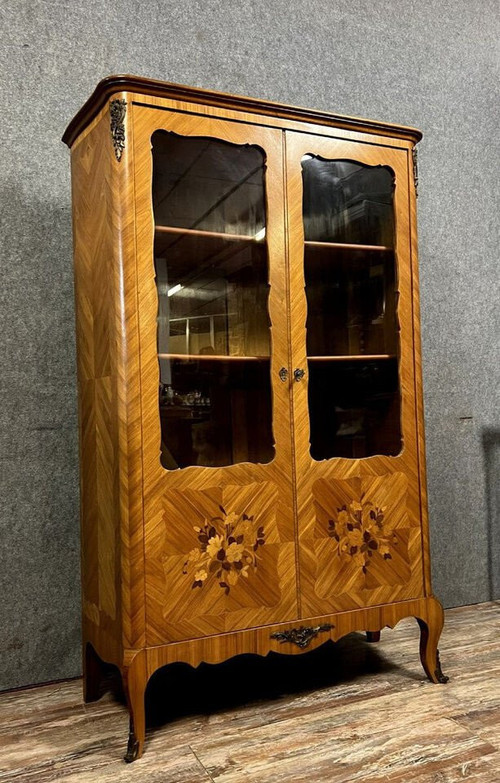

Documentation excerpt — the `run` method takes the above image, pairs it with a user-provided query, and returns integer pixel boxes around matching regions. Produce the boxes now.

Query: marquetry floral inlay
[327,498,399,574]
[182,506,265,594]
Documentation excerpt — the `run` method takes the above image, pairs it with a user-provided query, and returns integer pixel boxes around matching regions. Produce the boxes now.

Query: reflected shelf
[304,240,392,252]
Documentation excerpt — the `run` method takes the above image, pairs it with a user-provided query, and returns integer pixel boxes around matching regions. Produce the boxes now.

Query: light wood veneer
[64,76,446,762]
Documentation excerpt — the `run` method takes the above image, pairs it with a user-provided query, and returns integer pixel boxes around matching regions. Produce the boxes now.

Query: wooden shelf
[304,240,392,252]
[159,353,393,362]
[158,353,270,361]
[155,225,264,243]
[154,225,267,270]
[308,354,395,361]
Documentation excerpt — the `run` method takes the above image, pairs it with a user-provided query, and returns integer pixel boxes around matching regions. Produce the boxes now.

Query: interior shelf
[154,225,267,269]
[304,240,392,252]
[158,353,270,361]
[308,354,395,362]
[156,225,265,242]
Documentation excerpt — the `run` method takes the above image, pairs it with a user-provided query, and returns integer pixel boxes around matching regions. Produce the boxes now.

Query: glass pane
[152,132,274,469]
[308,358,401,460]
[305,247,398,357]
[153,132,265,235]
[302,157,394,246]
[301,156,401,459]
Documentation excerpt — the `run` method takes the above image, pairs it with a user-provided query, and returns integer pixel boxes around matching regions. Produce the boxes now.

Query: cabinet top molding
[62,74,423,148]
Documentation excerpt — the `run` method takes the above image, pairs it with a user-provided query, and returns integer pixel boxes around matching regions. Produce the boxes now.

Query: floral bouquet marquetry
[327,499,398,574]
[313,472,415,597]
[159,482,283,634]
[182,507,266,595]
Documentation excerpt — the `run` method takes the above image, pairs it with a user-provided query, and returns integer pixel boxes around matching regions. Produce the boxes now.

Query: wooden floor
[0,602,499,782]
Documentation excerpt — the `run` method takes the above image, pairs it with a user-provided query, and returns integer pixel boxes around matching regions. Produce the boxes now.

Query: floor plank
[0,602,498,781]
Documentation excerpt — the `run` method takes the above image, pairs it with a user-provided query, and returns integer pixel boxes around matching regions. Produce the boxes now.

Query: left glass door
[132,106,298,644]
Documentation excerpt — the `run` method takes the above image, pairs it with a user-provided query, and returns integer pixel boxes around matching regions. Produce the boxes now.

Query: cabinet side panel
[408,147,433,595]
[71,110,123,665]
[113,101,147,650]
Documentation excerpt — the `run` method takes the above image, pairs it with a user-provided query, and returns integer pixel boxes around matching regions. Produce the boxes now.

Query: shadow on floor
[140,632,406,728]
[482,428,500,600]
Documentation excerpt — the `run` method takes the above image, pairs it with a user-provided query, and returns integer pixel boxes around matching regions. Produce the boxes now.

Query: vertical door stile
[285,131,316,619]
[282,128,302,618]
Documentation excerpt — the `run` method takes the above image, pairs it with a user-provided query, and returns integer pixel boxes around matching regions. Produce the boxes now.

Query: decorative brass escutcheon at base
[270,623,334,648]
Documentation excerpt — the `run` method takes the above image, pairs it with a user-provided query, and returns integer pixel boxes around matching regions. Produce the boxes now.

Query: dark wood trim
[62,74,423,148]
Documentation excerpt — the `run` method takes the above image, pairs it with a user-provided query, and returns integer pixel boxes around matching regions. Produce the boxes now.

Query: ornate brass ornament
[293,368,305,382]
[110,99,127,161]
[412,147,419,197]
[434,649,449,684]
[278,367,289,382]
[271,623,333,649]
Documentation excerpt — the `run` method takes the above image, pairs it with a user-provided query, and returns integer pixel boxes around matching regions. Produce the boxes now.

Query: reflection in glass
[302,157,395,246]
[305,247,398,357]
[152,132,274,469]
[308,359,401,460]
[301,155,402,459]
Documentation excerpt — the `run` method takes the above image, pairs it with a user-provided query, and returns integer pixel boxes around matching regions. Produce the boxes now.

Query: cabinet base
[83,595,447,762]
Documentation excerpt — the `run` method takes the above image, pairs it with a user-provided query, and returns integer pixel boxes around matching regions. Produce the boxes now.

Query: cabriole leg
[121,651,148,763]
[417,598,449,684]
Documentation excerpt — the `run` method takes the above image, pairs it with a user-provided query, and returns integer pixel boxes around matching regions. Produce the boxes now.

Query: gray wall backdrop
[1,0,498,691]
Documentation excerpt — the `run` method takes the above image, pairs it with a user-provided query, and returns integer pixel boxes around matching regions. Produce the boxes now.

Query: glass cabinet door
[285,131,423,616]
[151,132,274,469]
[133,109,298,643]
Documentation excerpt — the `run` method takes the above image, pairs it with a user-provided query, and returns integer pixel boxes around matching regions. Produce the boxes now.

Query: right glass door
[286,133,425,617]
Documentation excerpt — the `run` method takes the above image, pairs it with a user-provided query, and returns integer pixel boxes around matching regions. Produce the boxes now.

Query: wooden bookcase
[63,76,447,762]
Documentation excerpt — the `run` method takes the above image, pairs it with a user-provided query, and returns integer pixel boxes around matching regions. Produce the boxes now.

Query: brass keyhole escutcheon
[278,367,289,382]
[294,368,305,382]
